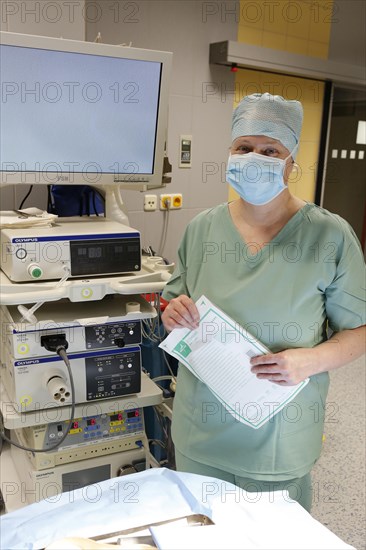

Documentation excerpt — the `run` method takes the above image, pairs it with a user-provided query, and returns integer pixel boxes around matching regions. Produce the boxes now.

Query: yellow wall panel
[238,25,264,45]
[307,41,330,59]
[309,18,332,45]
[286,10,311,39]
[262,31,287,50]
[238,0,332,55]
[262,11,287,36]
[239,1,265,30]
[286,36,310,56]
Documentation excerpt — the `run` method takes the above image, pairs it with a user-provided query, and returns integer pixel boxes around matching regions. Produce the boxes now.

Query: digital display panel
[70,237,141,275]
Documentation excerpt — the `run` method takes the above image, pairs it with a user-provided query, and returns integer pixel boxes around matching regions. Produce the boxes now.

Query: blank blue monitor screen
[1,44,162,176]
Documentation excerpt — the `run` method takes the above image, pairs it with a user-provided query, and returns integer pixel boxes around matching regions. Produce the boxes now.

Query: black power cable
[18,185,34,209]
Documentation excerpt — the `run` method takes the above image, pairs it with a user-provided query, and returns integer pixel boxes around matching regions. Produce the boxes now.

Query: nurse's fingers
[174,295,200,323]
[250,353,280,366]
[162,295,200,331]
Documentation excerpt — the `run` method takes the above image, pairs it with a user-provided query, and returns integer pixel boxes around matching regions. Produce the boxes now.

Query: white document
[159,295,309,429]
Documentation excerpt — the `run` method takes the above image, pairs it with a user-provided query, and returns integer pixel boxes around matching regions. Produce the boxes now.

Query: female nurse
[161,93,366,511]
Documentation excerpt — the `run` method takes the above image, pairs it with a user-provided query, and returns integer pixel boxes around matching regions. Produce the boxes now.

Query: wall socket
[143,194,157,211]
[160,193,183,210]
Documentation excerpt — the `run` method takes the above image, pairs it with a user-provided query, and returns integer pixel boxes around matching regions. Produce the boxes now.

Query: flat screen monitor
[0,31,172,188]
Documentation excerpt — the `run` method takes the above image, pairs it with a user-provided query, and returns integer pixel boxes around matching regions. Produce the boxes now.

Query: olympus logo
[16,360,40,366]
[13,238,39,243]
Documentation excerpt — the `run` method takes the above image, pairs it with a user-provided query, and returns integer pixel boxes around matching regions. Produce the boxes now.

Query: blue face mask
[226,150,294,206]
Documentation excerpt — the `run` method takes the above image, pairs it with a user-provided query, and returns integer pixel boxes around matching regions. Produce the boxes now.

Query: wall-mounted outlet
[160,193,183,210]
[143,194,157,211]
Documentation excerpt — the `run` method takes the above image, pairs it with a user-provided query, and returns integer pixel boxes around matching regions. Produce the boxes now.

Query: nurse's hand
[250,348,315,386]
[162,295,200,332]
[250,327,365,384]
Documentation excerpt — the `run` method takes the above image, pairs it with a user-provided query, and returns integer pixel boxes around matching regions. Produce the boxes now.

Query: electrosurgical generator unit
[13,408,145,470]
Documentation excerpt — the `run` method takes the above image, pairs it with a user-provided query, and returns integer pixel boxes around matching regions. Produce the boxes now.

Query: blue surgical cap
[232,93,303,157]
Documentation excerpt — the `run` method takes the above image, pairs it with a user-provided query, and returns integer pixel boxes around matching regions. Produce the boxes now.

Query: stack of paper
[159,295,309,429]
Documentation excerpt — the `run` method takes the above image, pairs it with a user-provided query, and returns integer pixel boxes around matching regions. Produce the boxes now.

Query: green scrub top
[162,202,366,481]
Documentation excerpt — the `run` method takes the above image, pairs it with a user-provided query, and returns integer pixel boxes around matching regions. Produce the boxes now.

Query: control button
[129,330,134,335]
[127,363,132,368]
[58,432,64,438]
[28,265,43,279]
[15,248,27,260]
[81,287,93,299]
[20,395,33,407]
[49,433,56,439]
[17,343,29,355]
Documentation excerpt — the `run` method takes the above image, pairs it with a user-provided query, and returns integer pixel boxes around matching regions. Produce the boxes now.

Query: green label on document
[174,342,192,358]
